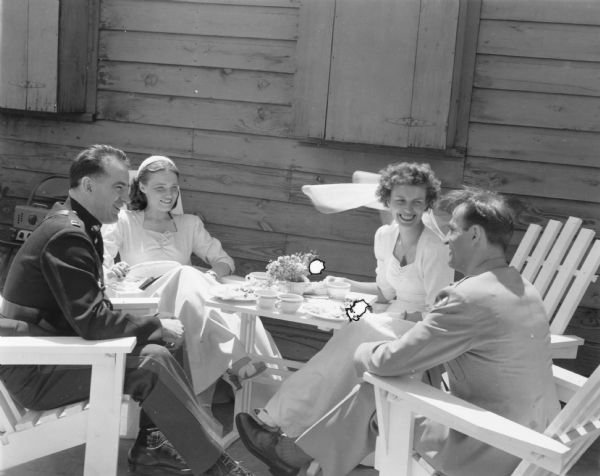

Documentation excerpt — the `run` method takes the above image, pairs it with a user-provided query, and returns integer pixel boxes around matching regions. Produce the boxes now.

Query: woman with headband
[102,156,276,397]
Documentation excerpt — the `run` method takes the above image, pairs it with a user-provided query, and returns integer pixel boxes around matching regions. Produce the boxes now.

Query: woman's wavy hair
[376,162,441,209]
[129,156,180,211]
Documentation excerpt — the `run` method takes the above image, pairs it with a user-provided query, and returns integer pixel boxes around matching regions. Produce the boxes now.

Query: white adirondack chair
[0,334,135,475]
[352,172,597,359]
[365,363,600,476]
[0,291,138,475]
[509,216,600,359]
[350,172,596,359]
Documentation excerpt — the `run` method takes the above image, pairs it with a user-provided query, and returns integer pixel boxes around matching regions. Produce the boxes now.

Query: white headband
[137,155,176,177]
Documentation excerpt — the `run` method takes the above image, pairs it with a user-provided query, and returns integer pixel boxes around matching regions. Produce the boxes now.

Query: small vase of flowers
[266,251,318,294]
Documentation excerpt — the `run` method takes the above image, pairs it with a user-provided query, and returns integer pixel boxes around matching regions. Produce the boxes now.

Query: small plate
[212,284,257,302]
[305,309,347,322]
[302,300,347,321]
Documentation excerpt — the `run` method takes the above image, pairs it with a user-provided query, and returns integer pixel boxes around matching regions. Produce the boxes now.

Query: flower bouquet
[266,251,318,294]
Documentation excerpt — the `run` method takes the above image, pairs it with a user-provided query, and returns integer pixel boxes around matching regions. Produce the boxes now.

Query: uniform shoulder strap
[43,209,83,228]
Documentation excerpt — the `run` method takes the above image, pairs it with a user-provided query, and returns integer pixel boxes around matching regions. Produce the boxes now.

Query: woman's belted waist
[0,298,57,333]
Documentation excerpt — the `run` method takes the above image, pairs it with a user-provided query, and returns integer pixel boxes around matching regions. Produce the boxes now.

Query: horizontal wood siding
[100,0,299,40]
[468,0,600,313]
[481,0,600,25]
[98,62,293,105]
[99,31,296,73]
[0,113,457,282]
[2,0,598,325]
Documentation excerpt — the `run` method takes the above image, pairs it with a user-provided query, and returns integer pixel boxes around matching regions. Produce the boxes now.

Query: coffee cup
[277,293,304,314]
[326,280,351,300]
[255,289,278,310]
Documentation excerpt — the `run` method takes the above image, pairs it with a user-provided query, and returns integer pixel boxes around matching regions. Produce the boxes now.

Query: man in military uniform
[0,144,252,476]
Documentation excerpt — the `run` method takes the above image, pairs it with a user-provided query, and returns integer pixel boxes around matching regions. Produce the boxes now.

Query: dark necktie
[90,224,104,260]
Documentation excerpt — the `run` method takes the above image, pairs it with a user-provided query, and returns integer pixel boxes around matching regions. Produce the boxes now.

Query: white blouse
[374,222,454,313]
[102,210,234,272]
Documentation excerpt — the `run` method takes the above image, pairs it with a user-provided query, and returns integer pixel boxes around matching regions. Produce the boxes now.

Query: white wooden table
[112,289,377,447]
[205,291,377,417]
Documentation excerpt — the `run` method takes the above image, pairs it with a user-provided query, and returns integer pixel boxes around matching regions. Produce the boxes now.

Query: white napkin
[301,183,385,213]
[301,183,449,241]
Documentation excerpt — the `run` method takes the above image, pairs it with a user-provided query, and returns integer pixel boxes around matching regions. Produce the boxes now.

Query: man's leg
[0,343,251,476]
[236,383,377,476]
[258,315,414,436]
[125,343,222,473]
[295,383,377,476]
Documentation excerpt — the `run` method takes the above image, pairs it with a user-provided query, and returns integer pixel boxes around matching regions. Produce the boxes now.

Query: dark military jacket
[2,199,162,342]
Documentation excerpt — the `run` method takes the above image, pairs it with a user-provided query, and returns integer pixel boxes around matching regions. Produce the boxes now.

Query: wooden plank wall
[0,0,462,284]
[0,0,598,321]
[467,0,600,316]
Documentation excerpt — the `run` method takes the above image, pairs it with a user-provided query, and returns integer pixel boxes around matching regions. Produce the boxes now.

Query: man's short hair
[69,144,129,188]
[442,186,515,251]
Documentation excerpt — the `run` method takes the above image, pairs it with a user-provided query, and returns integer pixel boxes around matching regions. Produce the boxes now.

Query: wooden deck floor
[2,410,599,476]
[2,329,599,476]
[0,435,377,476]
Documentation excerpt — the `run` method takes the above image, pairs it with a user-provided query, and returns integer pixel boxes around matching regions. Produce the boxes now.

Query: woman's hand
[107,261,130,280]
[209,262,232,281]
[160,317,184,350]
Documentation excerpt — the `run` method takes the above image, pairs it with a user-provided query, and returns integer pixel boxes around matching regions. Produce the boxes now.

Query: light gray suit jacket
[298,266,560,476]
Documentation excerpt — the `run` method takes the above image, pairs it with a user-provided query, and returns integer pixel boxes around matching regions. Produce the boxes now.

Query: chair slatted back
[527,217,582,296]
[510,217,600,335]
[0,292,23,435]
[0,379,23,435]
[510,223,543,272]
[550,238,600,334]
[513,364,600,476]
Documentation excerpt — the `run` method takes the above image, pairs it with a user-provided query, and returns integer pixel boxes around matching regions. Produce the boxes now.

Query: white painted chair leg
[378,399,415,476]
[84,353,127,476]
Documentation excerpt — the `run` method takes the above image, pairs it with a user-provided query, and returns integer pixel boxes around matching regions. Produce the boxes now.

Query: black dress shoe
[205,452,255,476]
[128,431,192,474]
[235,413,300,476]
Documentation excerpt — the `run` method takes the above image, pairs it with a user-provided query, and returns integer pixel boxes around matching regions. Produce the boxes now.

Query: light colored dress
[102,210,280,395]
[102,210,234,270]
[375,222,454,313]
[263,222,454,437]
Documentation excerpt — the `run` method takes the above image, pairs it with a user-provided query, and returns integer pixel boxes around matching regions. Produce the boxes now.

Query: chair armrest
[552,364,586,402]
[550,334,583,360]
[111,297,160,310]
[0,336,136,366]
[364,372,570,473]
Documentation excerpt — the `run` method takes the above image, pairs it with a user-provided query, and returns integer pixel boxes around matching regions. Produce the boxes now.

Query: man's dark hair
[69,144,129,188]
[441,186,515,251]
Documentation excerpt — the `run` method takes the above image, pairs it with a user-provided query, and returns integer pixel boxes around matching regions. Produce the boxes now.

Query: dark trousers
[0,343,222,476]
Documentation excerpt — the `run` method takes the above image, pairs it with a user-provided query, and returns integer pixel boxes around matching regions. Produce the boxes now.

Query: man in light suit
[237,187,560,476]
